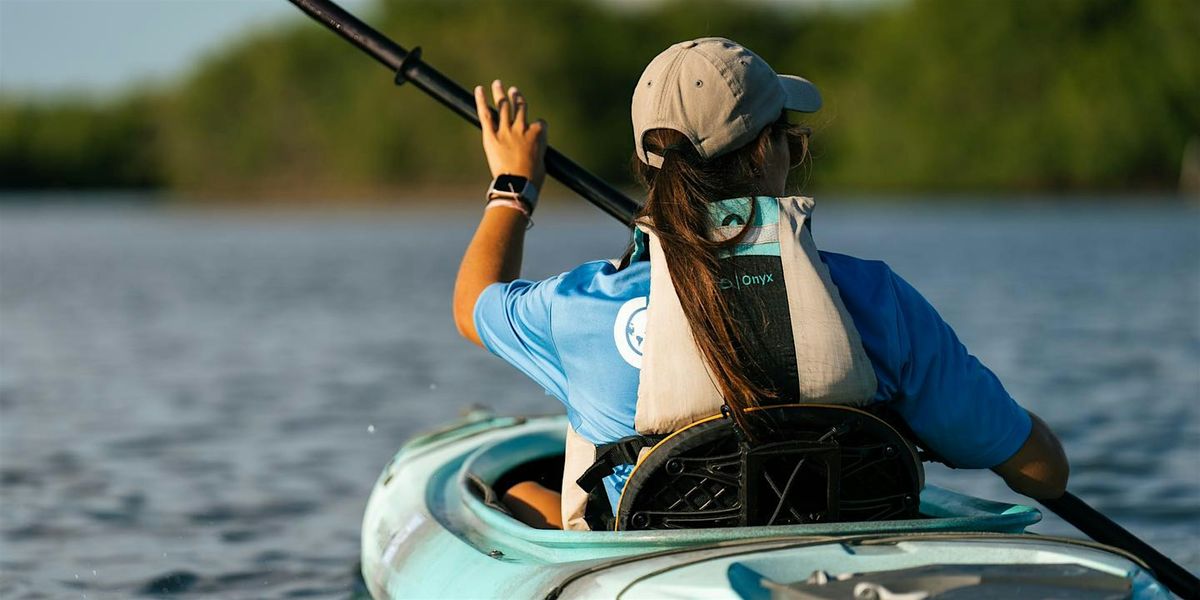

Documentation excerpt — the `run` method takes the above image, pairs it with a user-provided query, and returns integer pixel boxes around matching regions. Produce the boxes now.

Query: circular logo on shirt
[613,297,649,368]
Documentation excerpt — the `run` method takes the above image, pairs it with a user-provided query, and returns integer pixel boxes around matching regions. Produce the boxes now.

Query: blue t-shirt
[473,249,1032,502]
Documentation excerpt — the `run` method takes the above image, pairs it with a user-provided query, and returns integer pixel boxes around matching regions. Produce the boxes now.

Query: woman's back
[453,36,1067,529]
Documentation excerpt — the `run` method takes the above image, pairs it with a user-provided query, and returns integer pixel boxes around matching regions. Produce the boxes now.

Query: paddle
[286,1,1198,596]
[285,0,639,226]
[1040,492,1198,598]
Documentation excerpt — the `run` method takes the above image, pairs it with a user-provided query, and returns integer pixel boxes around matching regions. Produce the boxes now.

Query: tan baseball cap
[632,37,821,168]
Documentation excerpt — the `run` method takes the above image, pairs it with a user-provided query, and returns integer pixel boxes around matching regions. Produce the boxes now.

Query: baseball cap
[632,37,821,168]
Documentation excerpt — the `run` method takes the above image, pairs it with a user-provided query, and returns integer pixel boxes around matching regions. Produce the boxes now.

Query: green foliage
[2,0,1196,196]
[0,95,163,189]
[830,0,1200,190]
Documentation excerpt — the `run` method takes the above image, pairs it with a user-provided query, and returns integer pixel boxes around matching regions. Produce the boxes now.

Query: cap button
[681,40,699,49]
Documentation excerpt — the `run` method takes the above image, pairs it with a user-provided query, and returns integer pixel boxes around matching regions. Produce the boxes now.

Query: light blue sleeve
[472,277,568,402]
[888,271,1032,469]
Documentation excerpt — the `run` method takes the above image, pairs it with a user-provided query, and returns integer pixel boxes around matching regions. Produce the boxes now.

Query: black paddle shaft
[286,0,640,226]
[1042,492,1199,598]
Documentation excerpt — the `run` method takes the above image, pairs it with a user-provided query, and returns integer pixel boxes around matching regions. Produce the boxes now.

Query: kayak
[359,411,1173,599]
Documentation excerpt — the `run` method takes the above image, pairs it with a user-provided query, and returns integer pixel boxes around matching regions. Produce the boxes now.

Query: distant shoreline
[1,189,1195,211]
[3,1,1195,198]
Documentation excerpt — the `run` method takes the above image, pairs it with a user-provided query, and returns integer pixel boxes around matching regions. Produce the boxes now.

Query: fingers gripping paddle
[286,1,1197,596]
[1041,492,1198,598]
[285,0,640,226]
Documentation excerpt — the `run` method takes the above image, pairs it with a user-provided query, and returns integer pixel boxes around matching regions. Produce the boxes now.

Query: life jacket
[561,196,890,531]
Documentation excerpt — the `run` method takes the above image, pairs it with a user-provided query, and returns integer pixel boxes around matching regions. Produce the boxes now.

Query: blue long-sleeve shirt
[473,250,1031,499]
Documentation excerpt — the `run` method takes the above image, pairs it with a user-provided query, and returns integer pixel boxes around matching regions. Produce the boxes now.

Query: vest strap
[575,433,666,530]
[575,434,665,491]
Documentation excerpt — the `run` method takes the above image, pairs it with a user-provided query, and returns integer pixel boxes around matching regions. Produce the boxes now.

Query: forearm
[453,207,528,346]
[992,411,1069,500]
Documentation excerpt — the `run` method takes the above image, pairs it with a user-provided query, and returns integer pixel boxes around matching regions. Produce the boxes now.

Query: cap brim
[779,74,822,113]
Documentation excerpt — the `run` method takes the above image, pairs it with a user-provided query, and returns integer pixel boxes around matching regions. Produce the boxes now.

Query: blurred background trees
[1,0,1196,199]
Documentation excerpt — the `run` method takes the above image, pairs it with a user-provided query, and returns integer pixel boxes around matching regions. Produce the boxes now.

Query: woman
[454,38,1068,531]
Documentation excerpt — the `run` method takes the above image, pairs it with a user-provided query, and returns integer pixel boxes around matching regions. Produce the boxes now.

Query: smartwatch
[487,174,539,212]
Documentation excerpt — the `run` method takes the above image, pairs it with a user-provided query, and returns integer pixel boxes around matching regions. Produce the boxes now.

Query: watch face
[493,175,528,194]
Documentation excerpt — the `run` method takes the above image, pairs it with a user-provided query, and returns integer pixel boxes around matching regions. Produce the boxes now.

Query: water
[1,197,1197,597]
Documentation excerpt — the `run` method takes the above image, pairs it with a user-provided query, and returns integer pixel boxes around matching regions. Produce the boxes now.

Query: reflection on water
[1,197,1197,596]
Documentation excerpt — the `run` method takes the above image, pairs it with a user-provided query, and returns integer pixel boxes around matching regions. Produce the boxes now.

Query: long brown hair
[631,116,811,438]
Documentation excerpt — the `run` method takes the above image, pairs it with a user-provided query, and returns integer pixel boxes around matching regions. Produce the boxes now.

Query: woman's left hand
[474,79,548,190]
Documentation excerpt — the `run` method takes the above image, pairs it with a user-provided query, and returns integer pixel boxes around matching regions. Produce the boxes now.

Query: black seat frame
[581,404,926,531]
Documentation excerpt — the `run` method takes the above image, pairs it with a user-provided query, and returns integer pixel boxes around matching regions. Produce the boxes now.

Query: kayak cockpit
[451,417,1042,555]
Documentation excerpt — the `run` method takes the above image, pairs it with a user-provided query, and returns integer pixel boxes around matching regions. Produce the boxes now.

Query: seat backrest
[614,404,924,530]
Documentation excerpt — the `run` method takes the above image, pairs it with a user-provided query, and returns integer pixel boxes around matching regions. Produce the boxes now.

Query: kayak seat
[599,404,925,531]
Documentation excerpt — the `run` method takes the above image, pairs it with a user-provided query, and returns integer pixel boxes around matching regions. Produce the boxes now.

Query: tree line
[2,0,1196,199]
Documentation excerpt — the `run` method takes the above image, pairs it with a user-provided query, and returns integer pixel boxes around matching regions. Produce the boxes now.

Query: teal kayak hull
[360,412,1172,599]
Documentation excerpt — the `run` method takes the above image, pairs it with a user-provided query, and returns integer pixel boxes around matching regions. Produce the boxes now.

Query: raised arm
[453,80,548,347]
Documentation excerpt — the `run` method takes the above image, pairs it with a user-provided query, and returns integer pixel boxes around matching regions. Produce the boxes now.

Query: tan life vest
[560,196,877,530]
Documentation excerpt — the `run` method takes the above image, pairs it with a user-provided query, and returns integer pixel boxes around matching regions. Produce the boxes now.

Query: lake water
[1,196,1197,597]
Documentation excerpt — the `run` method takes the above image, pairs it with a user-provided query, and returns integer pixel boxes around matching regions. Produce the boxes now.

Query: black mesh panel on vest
[716,254,799,402]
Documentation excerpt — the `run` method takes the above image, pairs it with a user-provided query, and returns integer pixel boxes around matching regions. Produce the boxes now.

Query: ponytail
[632,118,811,438]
